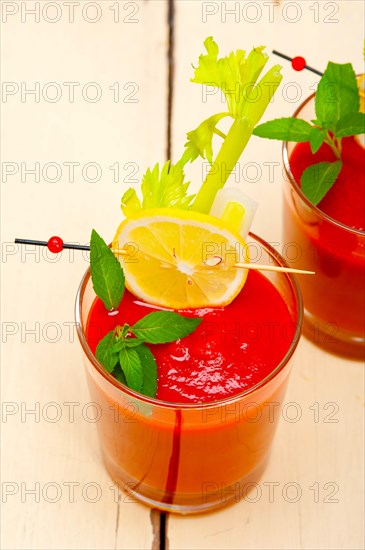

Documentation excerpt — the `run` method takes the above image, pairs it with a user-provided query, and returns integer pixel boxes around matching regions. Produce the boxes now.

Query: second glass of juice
[76,234,302,514]
[283,94,365,358]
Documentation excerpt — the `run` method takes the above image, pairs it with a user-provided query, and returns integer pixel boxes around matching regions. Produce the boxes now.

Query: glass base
[302,309,365,360]
[103,453,269,515]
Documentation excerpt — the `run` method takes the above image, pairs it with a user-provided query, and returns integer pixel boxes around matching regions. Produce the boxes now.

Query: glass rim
[282,92,365,237]
[75,232,303,411]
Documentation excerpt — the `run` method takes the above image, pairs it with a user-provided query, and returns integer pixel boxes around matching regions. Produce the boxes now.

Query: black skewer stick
[272,50,324,77]
[15,238,90,251]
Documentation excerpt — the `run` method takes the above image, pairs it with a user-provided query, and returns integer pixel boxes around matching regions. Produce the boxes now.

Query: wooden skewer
[112,248,127,255]
[233,263,314,275]
[113,250,315,275]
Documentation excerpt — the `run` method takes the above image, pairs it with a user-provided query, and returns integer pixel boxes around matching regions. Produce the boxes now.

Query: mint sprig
[90,230,202,398]
[95,313,202,398]
[253,61,365,205]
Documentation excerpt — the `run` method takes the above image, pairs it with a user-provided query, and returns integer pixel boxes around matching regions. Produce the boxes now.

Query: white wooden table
[1,1,364,548]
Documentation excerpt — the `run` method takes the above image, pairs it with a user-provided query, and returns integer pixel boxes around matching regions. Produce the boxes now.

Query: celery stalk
[241,65,283,126]
[192,119,251,213]
[192,64,283,214]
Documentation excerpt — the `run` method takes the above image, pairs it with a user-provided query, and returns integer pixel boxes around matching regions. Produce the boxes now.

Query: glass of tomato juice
[283,94,365,358]
[75,233,303,514]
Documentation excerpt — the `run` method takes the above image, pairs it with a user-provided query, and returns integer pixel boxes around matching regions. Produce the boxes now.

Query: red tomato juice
[284,136,365,351]
[83,271,297,510]
[86,271,294,403]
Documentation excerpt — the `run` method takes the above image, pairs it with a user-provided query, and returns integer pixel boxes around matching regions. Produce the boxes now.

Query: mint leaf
[119,348,143,392]
[335,112,365,137]
[309,127,326,154]
[301,161,342,205]
[253,118,312,141]
[110,339,126,353]
[90,229,125,311]
[134,344,158,398]
[124,338,145,348]
[96,330,119,373]
[130,311,202,344]
[113,364,127,385]
[315,62,359,131]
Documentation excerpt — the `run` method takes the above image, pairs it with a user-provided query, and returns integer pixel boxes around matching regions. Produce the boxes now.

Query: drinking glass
[76,233,303,514]
[283,94,365,358]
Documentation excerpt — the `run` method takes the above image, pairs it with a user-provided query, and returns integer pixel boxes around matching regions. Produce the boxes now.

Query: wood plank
[1,2,168,549]
[168,1,364,548]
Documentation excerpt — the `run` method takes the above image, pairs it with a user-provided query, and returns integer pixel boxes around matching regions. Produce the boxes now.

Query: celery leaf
[181,113,230,164]
[141,161,194,210]
[191,36,271,120]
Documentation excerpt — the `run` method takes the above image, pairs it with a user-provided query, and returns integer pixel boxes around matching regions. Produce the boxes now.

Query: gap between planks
[157,1,175,548]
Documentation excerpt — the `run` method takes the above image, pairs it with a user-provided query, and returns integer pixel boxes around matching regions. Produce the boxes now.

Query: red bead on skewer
[291,56,306,72]
[47,236,64,253]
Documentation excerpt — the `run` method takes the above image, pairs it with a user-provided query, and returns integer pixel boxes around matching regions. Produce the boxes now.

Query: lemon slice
[112,208,250,309]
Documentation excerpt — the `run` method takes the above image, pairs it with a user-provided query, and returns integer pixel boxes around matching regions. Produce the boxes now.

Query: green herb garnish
[253,61,365,205]
[90,229,125,311]
[131,311,202,343]
[89,230,202,397]
[95,316,201,398]
[121,161,194,216]
[121,37,283,217]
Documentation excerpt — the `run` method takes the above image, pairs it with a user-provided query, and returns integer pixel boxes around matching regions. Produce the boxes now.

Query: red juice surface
[86,270,294,403]
[284,136,365,345]
[290,137,365,231]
